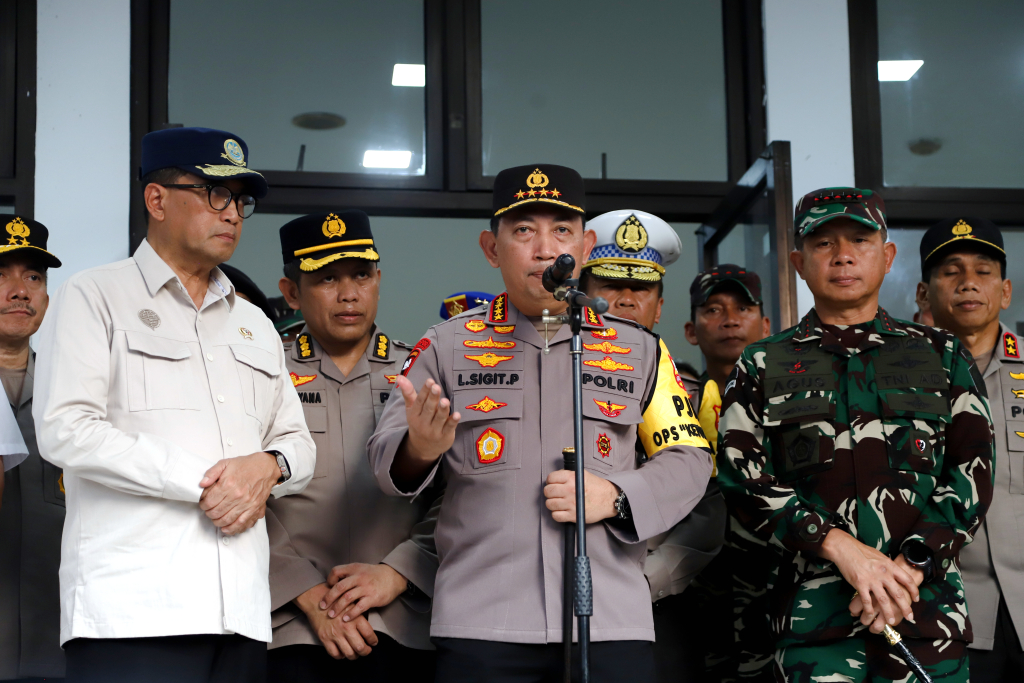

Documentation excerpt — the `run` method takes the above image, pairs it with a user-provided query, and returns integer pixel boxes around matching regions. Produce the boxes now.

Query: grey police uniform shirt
[368,295,714,644]
[961,323,1024,650]
[268,326,441,651]
[0,352,65,679]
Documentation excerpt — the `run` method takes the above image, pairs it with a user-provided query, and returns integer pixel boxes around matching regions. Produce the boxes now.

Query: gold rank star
[515,190,526,199]
[550,188,561,198]
[527,189,537,197]
[538,188,549,196]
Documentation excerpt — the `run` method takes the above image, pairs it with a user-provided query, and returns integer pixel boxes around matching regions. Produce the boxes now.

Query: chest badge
[584,356,634,372]
[1011,372,1024,380]
[466,396,507,413]
[138,309,161,329]
[239,327,253,340]
[465,352,515,368]
[1011,389,1024,399]
[476,428,505,464]
[591,328,618,340]
[464,337,516,350]
[290,372,317,387]
[384,374,397,384]
[465,320,487,333]
[594,398,626,418]
[493,325,515,334]
[596,433,612,458]
[583,341,631,354]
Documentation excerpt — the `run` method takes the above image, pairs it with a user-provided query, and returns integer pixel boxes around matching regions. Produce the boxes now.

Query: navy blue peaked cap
[140,127,268,198]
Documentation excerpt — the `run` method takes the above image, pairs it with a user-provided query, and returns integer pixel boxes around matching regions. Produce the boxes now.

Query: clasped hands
[396,376,619,523]
[820,529,925,634]
[198,451,280,536]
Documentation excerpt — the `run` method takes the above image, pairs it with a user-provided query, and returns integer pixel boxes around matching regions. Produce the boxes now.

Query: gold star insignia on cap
[615,215,649,253]
[514,190,526,199]
[322,213,347,238]
[538,188,549,196]
[527,189,537,197]
[6,217,29,246]
[550,188,561,198]
[526,168,549,188]
[952,219,972,236]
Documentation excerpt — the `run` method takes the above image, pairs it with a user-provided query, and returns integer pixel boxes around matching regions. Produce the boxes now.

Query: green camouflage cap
[794,187,887,238]
[690,264,763,309]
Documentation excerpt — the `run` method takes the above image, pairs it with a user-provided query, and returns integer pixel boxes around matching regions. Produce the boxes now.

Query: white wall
[35,0,131,293]
[763,0,856,317]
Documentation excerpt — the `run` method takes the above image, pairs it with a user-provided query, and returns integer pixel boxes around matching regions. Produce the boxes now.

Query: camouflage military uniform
[717,308,994,682]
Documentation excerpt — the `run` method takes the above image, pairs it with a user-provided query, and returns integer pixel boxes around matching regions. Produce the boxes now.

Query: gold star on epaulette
[298,334,312,358]
[515,190,526,199]
[550,188,561,198]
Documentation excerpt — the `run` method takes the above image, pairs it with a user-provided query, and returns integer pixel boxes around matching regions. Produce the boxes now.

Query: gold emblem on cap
[615,215,648,253]
[222,139,246,167]
[952,219,972,236]
[526,168,549,189]
[5,217,29,246]
[322,213,347,239]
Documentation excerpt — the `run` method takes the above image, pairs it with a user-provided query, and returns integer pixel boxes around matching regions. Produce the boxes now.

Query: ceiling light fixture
[878,60,924,81]
[392,64,425,87]
[363,150,413,169]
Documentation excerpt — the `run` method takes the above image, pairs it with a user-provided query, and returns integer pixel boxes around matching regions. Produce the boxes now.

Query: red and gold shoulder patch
[583,356,634,372]
[596,433,612,459]
[466,396,507,413]
[583,341,631,354]
[591,327,618,340]
[401,338,431,376]
[290,372,317,387]
[1005,332,1020,359]
[488,292,509,324]
[583,307,603,327]
[493,325,515,334]
[464,336,516,350]
[464,319,487,333]
[464,352,515,367]
[476,427,505,464]
[594,398,626,418]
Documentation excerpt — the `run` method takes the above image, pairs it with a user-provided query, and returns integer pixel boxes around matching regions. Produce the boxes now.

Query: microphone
[543,254,576,293]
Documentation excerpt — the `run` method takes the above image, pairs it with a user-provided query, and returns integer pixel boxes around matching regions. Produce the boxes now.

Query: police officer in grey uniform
[0,215,64,681]
[267,210,441,683]
[917,217,1022,682]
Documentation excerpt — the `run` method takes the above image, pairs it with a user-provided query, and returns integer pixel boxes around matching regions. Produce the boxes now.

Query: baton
[883,625,933,683]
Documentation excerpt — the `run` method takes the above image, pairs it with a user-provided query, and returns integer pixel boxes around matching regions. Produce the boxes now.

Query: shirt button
[207,353,214,362]
[658,590,664,597]
[807,523,819,534]
[227,439,234,446]
[221,537,229,546]
[942,559,951,569]
[217,395,225,403]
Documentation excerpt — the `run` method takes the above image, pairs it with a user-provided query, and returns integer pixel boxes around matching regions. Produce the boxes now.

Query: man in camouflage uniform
[683,266,774,682]
[718,188,994,682]
[916,218,1024,681]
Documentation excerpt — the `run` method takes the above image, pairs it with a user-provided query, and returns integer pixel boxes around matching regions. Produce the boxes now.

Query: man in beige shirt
[33,127,315,683]
[265,210,441,682]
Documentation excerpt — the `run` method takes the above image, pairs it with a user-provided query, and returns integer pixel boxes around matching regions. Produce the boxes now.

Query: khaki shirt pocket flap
[230,344,281,377]
[125,330,191,360]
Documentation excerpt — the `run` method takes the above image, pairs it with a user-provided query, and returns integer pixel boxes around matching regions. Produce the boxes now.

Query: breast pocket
[764,392,836,482]
[582,390,642,472]
[304,404,329,479]
[455,389,523,475]
[125,331,199,411]
[880,391,950,474]
[231,344,282,427]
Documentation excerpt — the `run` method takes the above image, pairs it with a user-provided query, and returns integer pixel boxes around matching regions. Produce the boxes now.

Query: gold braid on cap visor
[924,235,1006,262]
[294,239,379,272]
[585,257,665,282]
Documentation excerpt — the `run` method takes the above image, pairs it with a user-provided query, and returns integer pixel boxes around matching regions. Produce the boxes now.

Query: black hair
[140,167,187,224]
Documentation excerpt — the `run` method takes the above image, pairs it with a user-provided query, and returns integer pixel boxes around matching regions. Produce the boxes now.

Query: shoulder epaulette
[1004,331,1020,360]
[393,339,413,350]
[297,333,313,358]
[374,332,390,360]
[487,292,509,324]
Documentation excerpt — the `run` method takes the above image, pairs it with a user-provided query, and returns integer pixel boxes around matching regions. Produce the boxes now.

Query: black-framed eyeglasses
[160,183,258,219]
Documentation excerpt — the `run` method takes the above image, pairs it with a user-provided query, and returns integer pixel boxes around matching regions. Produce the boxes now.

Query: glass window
[877,0,1024,188]
[480,0,728,181]
[168,0,426,176]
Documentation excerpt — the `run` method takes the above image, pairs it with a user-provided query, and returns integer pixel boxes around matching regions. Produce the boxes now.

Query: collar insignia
[488,292,509,324]
[464,352,515,368]
[298,334,313,358]
[493,324,515,334]
[591,327,617,340]
[465,319,487,333]
[464,336,516,349]
[614,214,648,253]
[594,398,626,417]
[583,356,634,372]
[583,341,631,354]
[466,396,508,413]
[375,333,390,360]
[290,372,317,387]
[583,307,603,327]
[1005,332,1019,359]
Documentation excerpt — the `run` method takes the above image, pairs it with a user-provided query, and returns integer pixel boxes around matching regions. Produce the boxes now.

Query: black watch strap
[901,541,935,583]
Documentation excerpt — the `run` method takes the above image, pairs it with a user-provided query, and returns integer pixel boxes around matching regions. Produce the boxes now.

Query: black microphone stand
[544,254,608,683]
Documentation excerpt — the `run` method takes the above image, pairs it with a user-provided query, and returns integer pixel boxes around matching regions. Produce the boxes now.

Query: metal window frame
[130,0,767,252]
[0,0,37,215]
[848,0,1024,225]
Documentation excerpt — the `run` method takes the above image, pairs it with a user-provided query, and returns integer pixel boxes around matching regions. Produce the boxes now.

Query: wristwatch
[901,541,935,583]
[613,488,631,521]
[267,450,290,484]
